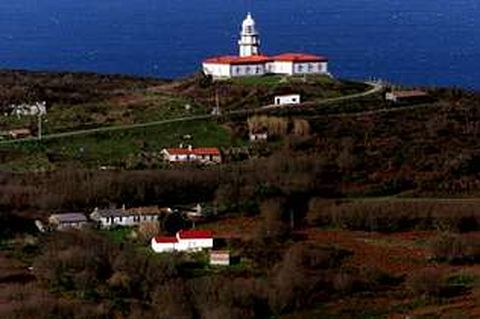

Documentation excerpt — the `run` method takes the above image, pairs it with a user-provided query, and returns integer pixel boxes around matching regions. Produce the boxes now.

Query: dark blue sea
[0,0,479,89]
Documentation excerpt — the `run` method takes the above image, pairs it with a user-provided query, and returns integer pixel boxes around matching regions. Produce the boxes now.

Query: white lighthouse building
[202,13,330,79]
[238,12,260,57]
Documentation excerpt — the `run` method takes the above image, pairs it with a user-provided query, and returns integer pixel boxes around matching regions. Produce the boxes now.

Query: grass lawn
[230,74,342,88]
[98,227,135,244]
[230,75,286,87]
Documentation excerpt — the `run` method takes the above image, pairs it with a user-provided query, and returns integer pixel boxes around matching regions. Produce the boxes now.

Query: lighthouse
[202,12,329,79]
[238,12,260,57]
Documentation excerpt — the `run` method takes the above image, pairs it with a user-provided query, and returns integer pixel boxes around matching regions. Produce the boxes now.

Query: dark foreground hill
[1,71,480,319]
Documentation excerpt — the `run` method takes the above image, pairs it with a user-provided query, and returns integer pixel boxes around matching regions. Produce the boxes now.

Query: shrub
[268,243,349,314]
[406,268,448,298]
[431,233,480,264]
[137,221,160,243]
[305,200,480,233]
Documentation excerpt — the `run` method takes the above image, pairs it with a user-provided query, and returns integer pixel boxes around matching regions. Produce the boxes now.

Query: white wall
[164,153,221,164]
[151,237,213,253]
[320,62,328,73]
[230,63,266,77]
[203,60,329,78]
[274,95,301,105]
[292,62,328,75]
[98,214,159,228]
[175,238,213,251]
[166,153,197,162]
[270,61,293,75]
[151,239,176,253]
[239,36,260,57]
[203,63,231,78]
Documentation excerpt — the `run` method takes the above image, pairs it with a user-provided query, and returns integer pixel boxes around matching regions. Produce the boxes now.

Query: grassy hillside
[0,120,242,171]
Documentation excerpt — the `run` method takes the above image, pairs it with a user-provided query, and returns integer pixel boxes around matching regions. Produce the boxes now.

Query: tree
[292,118,310,136]
[138,220,160,243]
[256,198,289,240]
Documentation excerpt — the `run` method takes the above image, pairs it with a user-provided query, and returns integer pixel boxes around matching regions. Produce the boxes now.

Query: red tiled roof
[154,236,178,243]
[203,55,272,65]
[165,148,221,156]
[203,53,328,65]
[390,90,428,98]
[272,53,328,62]
[178,229,214,239]
[193,148,221,155]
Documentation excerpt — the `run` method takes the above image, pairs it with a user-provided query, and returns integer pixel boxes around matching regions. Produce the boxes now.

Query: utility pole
[37,112,42,140]
[215,88,221,115]
[290,208,295,230]
[212,88,221,116]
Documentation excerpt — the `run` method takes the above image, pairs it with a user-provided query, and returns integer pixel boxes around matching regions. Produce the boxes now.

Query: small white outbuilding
[274,94,301,105]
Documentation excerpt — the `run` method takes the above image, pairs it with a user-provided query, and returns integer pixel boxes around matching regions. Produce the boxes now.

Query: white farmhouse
[202,13,329,79]
[48,213,88,231]
[10,101,47,118]
[90,207,171,229]
[151,229,214,253]
[274,94,301,105]
[161,146,222,164]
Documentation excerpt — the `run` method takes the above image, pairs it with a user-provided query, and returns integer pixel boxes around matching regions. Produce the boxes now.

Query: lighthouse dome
[241,12,257,34]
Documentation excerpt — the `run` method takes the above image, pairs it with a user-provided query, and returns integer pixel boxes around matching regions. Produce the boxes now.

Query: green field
[0,119,242,171]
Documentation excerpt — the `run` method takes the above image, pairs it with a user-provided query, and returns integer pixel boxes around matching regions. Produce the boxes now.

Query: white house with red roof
[161,146,222,164]
[151,229,214,253]
[202,13,329,79]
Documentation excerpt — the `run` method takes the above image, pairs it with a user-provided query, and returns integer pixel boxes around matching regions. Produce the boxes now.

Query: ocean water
[0,0,479,89]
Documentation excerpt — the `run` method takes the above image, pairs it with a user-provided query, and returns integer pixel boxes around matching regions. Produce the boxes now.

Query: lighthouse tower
[238,12,260,57]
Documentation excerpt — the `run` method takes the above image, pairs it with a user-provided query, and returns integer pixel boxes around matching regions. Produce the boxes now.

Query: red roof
[203,55,272,65]
[178,229,213,239]
[153,236,178,243]
[165,148,221,156]
[272,53,328,62]
[203,53,328,65]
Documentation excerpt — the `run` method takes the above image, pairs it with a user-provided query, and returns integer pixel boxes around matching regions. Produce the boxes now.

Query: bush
[268,243,349,314]
[431,233,480,264]
[137,221,160,243]
[406,268,448,298]
[305,199,480,233]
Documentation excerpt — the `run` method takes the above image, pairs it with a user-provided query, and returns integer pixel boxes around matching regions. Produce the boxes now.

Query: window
[246,26,253,33]
[297,64,303,72]
[246,66,251,73]
[308,64,313,72]
[255,67,261,74]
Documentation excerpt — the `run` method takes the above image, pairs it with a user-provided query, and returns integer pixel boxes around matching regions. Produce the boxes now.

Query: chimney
[122,204,126,211]
[188,144,193,151]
